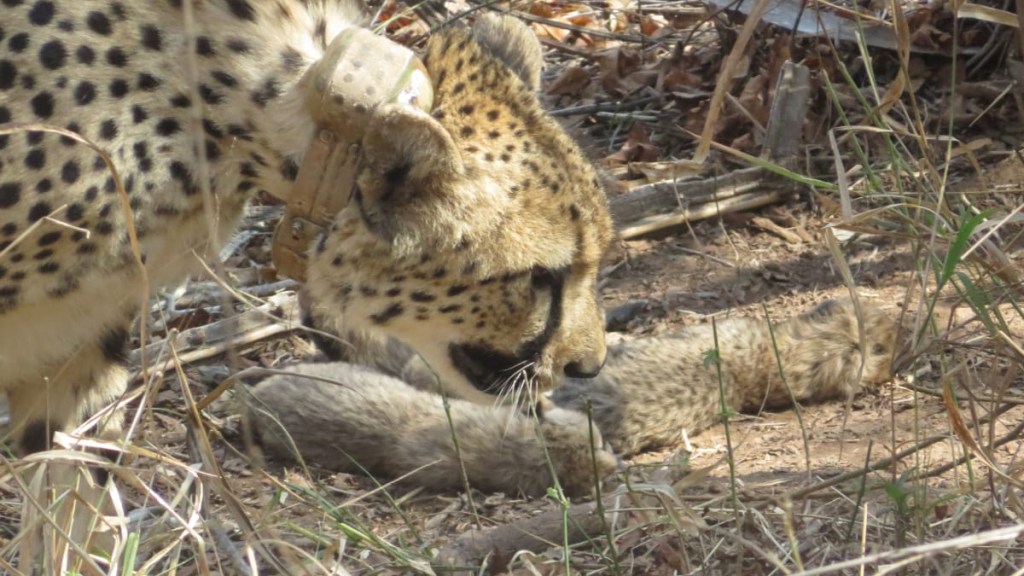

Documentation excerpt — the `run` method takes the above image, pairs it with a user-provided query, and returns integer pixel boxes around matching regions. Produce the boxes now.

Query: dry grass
[2,0,1024,574]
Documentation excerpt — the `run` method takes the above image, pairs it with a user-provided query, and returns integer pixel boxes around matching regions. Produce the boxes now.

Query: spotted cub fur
[0,1,613,452]
[553,299,896,455]
[244,299,895,491]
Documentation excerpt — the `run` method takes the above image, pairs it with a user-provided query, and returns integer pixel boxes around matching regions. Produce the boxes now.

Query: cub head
[305,14,613,404]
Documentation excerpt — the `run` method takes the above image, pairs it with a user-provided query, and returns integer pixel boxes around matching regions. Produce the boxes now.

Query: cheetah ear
[361,103,464,192]
[471,14,543,91]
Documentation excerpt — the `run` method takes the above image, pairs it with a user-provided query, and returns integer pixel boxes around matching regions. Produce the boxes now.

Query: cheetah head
[305,15,613,404]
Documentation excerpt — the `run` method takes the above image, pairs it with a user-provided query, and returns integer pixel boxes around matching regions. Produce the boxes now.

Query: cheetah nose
[564,356,605,378]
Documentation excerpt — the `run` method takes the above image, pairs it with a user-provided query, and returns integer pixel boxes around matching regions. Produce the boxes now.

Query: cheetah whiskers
[492,360,538,409]
[491,365,541,436]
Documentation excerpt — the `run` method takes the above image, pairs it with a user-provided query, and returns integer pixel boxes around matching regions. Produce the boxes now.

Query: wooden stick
[618,189,789,239]
[609,166,765,228]
[130,292,300,376]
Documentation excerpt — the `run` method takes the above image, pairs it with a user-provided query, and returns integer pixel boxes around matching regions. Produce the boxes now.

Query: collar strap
[272,27,433,281]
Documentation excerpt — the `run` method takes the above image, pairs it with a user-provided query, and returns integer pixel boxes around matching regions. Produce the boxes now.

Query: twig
[432,497,617,573]
[538,36,593,58]
[130,292,300,375]
[551,95,665,117]
[137,323,295,378]
[611,167,764,228]
[618,189,789,239]
[791,523,1024,576]
[750,216,806,244]
[904,383,1024,406]
[168,279,299,310]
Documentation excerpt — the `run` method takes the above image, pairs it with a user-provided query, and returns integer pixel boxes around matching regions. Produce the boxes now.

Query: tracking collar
[272,27,433,281]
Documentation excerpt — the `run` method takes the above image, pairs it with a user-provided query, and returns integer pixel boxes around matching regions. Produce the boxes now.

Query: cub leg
[7,326,130,454]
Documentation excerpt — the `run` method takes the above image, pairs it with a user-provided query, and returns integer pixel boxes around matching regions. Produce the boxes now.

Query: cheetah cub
[552,298,896,455]
[244,299,894,492]
[242,363,619,497]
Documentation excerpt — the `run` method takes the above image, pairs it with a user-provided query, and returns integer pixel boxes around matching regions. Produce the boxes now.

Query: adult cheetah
[0,1,613,453]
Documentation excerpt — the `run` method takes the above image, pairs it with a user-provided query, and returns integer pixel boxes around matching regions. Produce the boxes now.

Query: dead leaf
[546,65,591,97]
[283,468,314,490]
[738,73,769,127]
[657,44,704,93]
[876,73,907,117]
[640,15,661,36]
[605,124,661,165]
[594,46,648,97]
[528,2,555,18]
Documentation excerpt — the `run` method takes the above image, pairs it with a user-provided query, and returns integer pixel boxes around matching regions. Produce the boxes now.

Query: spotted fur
[553,299,896,455]
[0,1,612,450]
